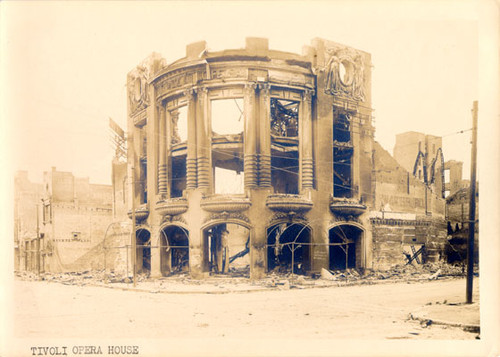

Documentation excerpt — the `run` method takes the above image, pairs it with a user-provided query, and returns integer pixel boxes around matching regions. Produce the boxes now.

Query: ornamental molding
[200,196,251,213]
[329,215,360,225]
[155,198,189,217]
[161,214,187,225]
[265,194,313,214]
[203,212,250,224]
[268,211,308,225]
[127,204,150,223]
[128,64,150,116]
[211,67,247,80]
[155,68,206,98]
[323,45,365,101]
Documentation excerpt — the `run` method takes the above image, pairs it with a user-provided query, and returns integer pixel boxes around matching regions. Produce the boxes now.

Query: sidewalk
[411,301,480,333]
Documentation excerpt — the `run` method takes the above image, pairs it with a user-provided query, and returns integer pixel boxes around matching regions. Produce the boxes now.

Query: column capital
[244,82,258,94]
[258,83,271,96]
[183,87,197,100]
[302,89,315,102]
[197,86,209,100]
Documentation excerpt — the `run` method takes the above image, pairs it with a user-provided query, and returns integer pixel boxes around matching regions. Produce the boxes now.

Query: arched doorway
[136,228,151,274]
[267,222,311,275]
[328,224,363,270]
[160,225,189,275]
[202,223,250,275]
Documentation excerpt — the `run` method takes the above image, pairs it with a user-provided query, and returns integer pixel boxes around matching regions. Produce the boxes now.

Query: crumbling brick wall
[371,216,447,271]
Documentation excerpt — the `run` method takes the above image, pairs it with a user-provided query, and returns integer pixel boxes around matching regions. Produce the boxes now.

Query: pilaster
[158,105,168,196]
[258,83,271,188]
[185,88,198,190]
[244,82,258,189]
[300,89,314,191]
[196,87,211,191]
[150,229,162,278]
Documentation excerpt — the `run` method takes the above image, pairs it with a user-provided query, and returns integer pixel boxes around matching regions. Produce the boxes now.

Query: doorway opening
[267,223,311,275]
[203,223,250,275]
[135,228,151,274]
[160,225,189,274]
[328,225,363,270]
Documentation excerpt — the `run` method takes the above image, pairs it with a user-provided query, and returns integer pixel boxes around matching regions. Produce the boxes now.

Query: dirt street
[11,277,478,341]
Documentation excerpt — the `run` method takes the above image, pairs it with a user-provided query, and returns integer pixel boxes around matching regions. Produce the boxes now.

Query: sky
[1,0,486,185]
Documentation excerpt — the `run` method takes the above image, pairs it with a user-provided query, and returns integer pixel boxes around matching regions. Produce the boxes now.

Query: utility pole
[131,166,137,287]
[466,101,478,304]
[36,203,40,278]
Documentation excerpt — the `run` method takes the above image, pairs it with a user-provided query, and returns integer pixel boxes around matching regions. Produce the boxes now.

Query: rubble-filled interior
[203,223,250,274]
[333,111,353,198]
[139,128,148,203]
[135,228,151,274]
[160,225,189,275]
[267,223,310,275]
[329,225,362,270]
[271,98,299,194]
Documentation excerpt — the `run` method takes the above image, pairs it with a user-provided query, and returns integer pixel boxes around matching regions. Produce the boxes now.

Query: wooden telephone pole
[131,166,137,287]
[36,203,40,277]
[466,101,478,304]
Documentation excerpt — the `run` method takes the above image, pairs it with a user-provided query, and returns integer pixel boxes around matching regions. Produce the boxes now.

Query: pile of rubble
[14,262,473,289]
[15,269,147,286]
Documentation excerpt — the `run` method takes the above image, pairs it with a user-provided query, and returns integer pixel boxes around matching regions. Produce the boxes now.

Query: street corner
[409,300,480,335]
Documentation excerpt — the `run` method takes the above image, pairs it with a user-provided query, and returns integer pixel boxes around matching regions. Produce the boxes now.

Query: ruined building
[125,38,447,279]
[14,171,43,272]
[14,168,113,273]
[443,160,478,263]
[394,131,445,198]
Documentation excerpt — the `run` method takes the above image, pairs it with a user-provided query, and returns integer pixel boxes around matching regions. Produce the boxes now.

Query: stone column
[158,105,167,197]
[244,82,258,189]
[300,89,314,191]
[196,87,211,191]
[258,83,271,188]
[165,109,174,198]
[185,88,197,189]
[249,189,269,279]
[150,228,162,278]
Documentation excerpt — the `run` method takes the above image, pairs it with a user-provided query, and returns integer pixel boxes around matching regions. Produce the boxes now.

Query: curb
[410,311,480,333]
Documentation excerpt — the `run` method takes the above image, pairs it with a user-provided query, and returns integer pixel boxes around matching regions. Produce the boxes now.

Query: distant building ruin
[121,38,449,279]
[14,168,114,273]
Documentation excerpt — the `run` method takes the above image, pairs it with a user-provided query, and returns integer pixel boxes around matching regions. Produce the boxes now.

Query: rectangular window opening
[139,127,147,204]
[271,151,299,194]
[211,98,244,136]
[333,112,353,198]
[171,106,188,144]
[444,169,450,184]
[171,156,186,198]
[213,154,244,194]
[270,98,299,138]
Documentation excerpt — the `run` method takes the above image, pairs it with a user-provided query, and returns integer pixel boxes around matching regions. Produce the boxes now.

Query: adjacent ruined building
[14,171,43,272]
[14,168,114,273]
[443,160,479,263]
[393,131,445,198]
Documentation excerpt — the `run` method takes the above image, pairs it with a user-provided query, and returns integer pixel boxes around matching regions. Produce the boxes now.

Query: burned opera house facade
[126,38,446,279]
